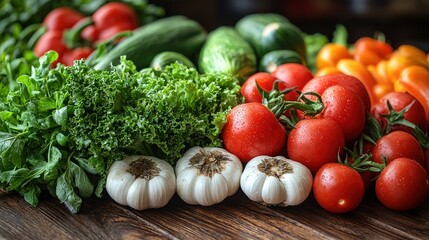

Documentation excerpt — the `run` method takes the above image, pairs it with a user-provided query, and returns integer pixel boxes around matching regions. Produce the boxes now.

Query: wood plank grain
[1,188,428,240]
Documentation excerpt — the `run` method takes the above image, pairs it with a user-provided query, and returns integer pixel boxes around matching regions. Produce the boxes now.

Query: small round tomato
[316,43,353,70]
[313,163,365,213]
[34,31,68,57]
[241,72,283,103]
[425,148,429,175]
[375,157,429,211]
[222,102,286,163]
[92,2,138,31]
[372,131,424,166]
[43,7,85,31]
[97,21,136,43]
[371,91,427,134]
[301,73,371,113]
[320,85,366,142]
[271,63,313,101]
[287,118,345,174]
[70,47,93,63]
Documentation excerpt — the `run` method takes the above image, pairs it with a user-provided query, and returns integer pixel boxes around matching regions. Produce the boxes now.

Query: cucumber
[198,26,257,80]
[150,51,195,70]
[235,13,306,60]
[94,16,207,70]
[259,50,306,73]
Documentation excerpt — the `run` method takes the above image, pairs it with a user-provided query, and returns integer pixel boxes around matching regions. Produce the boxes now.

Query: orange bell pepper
[353,37,393,66]
[336,59,378,106]
[395,45,427,62]
[316,43,353,70]
[386,54,429,83]
[314,66,342,77]
[398,65,429,122]
[373,82,393,102]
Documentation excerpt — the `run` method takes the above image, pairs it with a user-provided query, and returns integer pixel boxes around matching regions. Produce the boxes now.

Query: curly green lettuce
[0,53,242,212]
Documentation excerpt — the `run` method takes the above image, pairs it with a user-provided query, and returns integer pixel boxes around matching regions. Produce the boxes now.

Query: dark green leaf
[53,106,67,127]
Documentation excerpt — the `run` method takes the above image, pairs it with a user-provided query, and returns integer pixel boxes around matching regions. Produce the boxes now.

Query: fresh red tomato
[371,91,427,134]
[97,21,136,43]
[222,103,286,162]
[34,31,68,58]
[372,130,425,167]
[425,148,429,175]
[271,63,313,101]
[70,47,93,64]
[287,118,345,174]
[43,7,85,31]
[375,157,429,211]
[241,72,287,103]
[313,163,365,213]
[92,2,138,31]
[301,73,371,113]
[320,85,366,142]
[59,50,74,66]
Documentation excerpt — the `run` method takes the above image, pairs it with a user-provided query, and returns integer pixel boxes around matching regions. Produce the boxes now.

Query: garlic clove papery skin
[106,155,176,210]
[261,176,286,205]
[240,155,313,207]
[175,146,243,206]
[106,161,136,206]
[127,178,149,210]
[176,168,199,205]
[240,169,267,203]
[279,161,313,206]
[194,174,229,206]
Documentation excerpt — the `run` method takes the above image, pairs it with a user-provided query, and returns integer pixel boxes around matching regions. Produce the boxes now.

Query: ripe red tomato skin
[97,21,136,43]
[92,2,138,31]
[222,102,286,163]
[34,31,67,60]
[371,91,427,134]
[313,163,365,213]
[287,118,345,174]
[271,63,313,101]
[301,73,371,113]
[241,72,281,103]
[425,148,429,176]
[43,7,85,31]
[375,157,429,211]
[372,131,425,167]
[320,85,366,143]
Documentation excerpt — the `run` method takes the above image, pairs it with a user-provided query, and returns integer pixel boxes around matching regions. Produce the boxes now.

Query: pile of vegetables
[1,1,429,215]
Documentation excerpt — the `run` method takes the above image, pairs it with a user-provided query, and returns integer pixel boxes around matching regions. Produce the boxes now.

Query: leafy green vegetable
[303,33,328,73]
[0,52,242,213]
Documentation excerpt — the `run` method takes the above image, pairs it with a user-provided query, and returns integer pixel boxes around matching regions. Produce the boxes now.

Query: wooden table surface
[0,188,428,240]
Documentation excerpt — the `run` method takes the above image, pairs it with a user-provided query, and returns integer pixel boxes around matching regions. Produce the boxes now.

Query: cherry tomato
[59,50,74,66]
[301,73,371,113]
[43,7,85,31]
[371,91,427,134]
[241,72,284,103]
[313,163,365,213]
[425,148,429,175]
[320,85,366,142]
[372,131,424,166]
[222,102,286,163]
[92,2,138,31]
[316,43,353,70]
[34,31,67,58]
[72,17,100,43]
[97,21,136,43]
[287,118,345,174]
[271,63,313,101]
[375,157,429,211]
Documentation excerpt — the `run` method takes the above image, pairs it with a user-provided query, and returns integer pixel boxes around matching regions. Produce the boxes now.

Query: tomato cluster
[34,2,138,66]
[222,63,429,213]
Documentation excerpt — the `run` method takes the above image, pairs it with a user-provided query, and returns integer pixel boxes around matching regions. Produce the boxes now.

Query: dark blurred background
[151,0,429,51]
